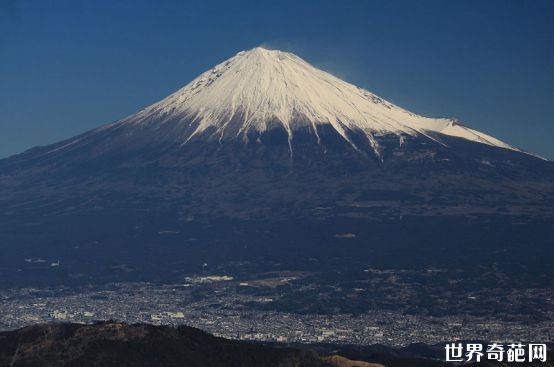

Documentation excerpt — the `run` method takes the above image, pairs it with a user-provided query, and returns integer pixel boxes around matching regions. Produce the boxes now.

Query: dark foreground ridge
[0,322,552,367]
[0,322,332,367]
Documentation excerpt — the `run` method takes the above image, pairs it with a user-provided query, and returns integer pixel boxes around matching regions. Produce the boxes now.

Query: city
[1,275,552,346]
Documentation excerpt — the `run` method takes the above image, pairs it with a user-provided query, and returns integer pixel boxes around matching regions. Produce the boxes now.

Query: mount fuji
[1,47,553,286]
[118,47,517,156]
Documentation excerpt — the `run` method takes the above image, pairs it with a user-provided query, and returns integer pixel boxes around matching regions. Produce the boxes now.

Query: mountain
[0,47,553,286]
[114,46,518,155]
[2,322,551,367]
[0,322,335,367]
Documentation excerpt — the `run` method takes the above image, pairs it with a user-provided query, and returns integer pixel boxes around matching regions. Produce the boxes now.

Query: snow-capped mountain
[0,47,553,286]
[10,46,540,171]
[2,46,551,195]
[120,47,516,157]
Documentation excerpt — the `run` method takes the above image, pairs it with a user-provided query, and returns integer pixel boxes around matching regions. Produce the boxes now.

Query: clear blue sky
[1,0,553,159]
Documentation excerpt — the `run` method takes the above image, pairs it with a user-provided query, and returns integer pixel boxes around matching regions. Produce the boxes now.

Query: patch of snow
[335,233,356,238]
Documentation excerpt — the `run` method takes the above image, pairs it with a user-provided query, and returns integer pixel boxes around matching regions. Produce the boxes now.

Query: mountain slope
[1,323,551,367]
[0,322,334,367]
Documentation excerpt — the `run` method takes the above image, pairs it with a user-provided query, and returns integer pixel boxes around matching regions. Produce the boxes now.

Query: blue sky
[1,0,553,159]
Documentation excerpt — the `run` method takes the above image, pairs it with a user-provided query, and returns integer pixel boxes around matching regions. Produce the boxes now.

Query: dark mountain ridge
[1,322,551,367]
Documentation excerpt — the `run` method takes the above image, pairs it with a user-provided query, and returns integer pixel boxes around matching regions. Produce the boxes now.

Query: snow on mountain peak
[122,47,517,154]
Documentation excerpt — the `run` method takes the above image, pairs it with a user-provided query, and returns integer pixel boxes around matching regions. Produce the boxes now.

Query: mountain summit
[121,47,516,157]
